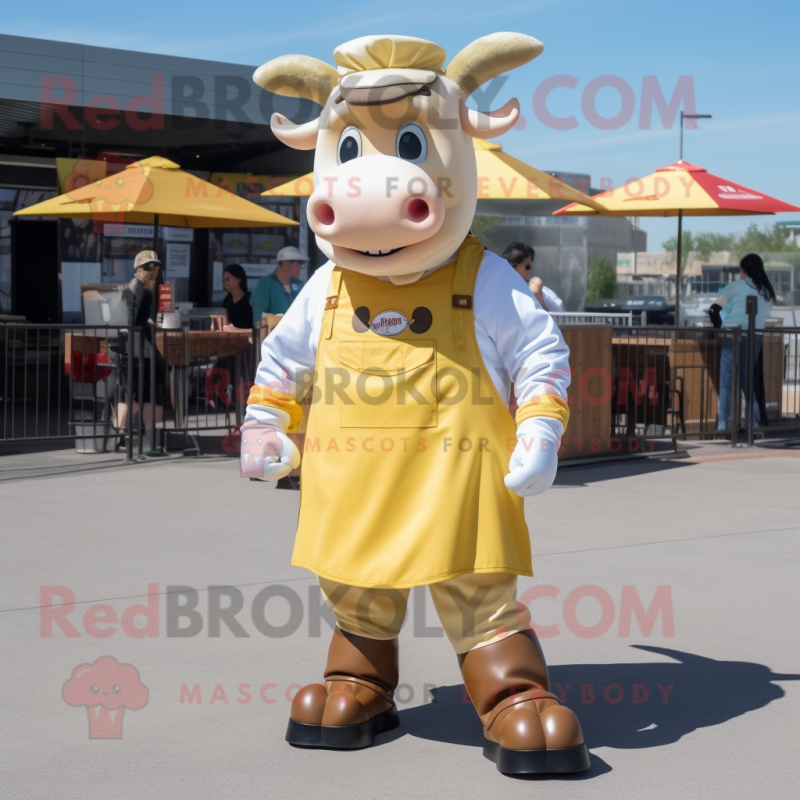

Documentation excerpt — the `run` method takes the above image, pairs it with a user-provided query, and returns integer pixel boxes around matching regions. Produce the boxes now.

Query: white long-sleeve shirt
[245,250,571,425]
[541,285,566,313]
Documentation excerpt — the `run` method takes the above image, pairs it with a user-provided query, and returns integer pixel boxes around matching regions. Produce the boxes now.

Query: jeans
[717,335,762,431]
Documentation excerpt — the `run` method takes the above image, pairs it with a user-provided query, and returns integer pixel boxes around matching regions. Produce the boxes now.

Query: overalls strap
[452,236,485,355]
[322,267,343,340]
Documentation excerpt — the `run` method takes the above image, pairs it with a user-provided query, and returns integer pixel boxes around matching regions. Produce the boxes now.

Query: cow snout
[407,198,429,222]
[308,156,445,252]
[314,202,335,226]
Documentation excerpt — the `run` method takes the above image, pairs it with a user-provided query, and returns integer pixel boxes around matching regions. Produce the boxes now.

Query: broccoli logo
[62,656,148,739]
[62,154,154,231]
[240,422,283,475]
[87,164,153,208]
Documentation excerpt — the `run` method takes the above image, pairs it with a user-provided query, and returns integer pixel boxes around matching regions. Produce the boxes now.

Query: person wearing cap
[249,246,308,325]
[111,250,166,447]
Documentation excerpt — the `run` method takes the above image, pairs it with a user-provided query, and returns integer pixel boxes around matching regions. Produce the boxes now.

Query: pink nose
[307,156,445,252]
[407,198,429,223]
[314,203,335,225]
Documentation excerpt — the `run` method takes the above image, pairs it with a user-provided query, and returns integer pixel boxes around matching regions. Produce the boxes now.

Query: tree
[662,223,798,264]
[661,231,695,268]
[732,223,799,258]
[470,214,504,245]
[586,255,617,301]
[693,231,737,261]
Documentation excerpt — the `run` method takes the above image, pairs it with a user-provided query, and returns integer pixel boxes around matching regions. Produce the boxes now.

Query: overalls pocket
[338,339,438,428]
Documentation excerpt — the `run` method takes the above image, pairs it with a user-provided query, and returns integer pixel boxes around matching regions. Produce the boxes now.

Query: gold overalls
[292,237,532,590]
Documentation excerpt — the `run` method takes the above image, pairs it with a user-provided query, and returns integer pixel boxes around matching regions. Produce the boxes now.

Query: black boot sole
[286,706,399,749]
[483,740,591,774]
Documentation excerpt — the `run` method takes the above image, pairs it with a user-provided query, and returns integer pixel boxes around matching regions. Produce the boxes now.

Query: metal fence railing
[552,311,635,326]
[0,321,262,458]
[3,319,799,456]
[608,324,800,443]
[153,326,259,453]
[1,323,144,451]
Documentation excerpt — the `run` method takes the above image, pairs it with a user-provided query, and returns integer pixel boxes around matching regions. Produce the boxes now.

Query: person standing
[501,241,565,312]
[112,250,166,447]
[709,253,775,431]
[250,246,308,325]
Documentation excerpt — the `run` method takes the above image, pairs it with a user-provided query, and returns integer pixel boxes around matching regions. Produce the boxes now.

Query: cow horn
[254,55,340,107]
[445,33,544,97]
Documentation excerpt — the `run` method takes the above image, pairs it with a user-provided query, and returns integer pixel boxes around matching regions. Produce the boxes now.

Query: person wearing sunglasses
[502,241,565,313]
[111,250,166,448]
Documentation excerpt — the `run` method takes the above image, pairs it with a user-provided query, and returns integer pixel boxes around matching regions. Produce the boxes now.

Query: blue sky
[6,0,799,251]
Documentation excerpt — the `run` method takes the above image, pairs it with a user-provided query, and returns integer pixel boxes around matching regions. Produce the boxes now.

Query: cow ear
[459,98,519,139]
[270,113,320,150]
[446,33,543,96]
[254,55,339,107]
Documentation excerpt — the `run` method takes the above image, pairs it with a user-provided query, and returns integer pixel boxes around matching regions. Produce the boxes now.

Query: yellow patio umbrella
[262,173,316,197]
[262,140,604,208]
[15,156,297,458]
[471,139,604,207]
[16,156,297,248]
[554,160,800,323]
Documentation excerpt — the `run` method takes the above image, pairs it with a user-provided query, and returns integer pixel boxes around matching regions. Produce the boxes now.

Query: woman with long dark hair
[222,263,254,330]
[708,253,774,431]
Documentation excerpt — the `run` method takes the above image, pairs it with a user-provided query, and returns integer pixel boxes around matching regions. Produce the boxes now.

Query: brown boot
[460,631,590,774]
[286,627,399,748]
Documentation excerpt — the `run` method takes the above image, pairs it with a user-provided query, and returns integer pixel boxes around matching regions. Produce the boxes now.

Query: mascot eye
[337,127,362,165]
[90,685,99,694]
[396,124,427,164]
[112,685,121,693]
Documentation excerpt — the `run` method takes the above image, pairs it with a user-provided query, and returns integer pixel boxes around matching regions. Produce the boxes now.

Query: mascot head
[255,33,543,283]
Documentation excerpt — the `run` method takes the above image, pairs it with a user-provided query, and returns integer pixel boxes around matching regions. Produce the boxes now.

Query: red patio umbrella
[554,161,800,322]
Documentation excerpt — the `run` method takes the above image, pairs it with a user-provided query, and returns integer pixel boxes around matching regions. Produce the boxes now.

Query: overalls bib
[292,237,531,588]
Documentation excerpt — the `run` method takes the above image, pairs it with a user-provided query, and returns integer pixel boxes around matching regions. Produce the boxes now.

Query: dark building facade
[0,33,318,321]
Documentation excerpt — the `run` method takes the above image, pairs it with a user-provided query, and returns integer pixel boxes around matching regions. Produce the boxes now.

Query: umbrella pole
[150,212,162,456]
[675,210,683,327]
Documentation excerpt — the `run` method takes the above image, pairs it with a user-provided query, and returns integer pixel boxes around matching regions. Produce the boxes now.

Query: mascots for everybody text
[241,33,588,775]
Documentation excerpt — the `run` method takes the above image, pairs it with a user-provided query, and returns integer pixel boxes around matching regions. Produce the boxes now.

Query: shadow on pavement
[387,646,799,770]
[554,458,694,487]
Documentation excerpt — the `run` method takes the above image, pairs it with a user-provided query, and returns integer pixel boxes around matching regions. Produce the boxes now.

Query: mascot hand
[504,417,563,497]
[240,417,301,481]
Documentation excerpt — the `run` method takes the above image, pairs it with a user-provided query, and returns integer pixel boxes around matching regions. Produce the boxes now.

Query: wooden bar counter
[508,326,614,460]
[559,326,613,459]
[155,330,251,366]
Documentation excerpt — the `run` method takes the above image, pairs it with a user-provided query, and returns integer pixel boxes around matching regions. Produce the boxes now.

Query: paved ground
[1,449,799,799]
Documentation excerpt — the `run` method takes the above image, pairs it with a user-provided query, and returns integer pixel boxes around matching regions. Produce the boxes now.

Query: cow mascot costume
[241,33,589,775]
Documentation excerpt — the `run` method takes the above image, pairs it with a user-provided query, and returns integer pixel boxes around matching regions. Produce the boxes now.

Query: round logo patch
[370,310,408,337]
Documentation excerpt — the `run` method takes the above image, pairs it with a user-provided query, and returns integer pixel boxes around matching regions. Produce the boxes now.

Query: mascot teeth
[357,248,404,257]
